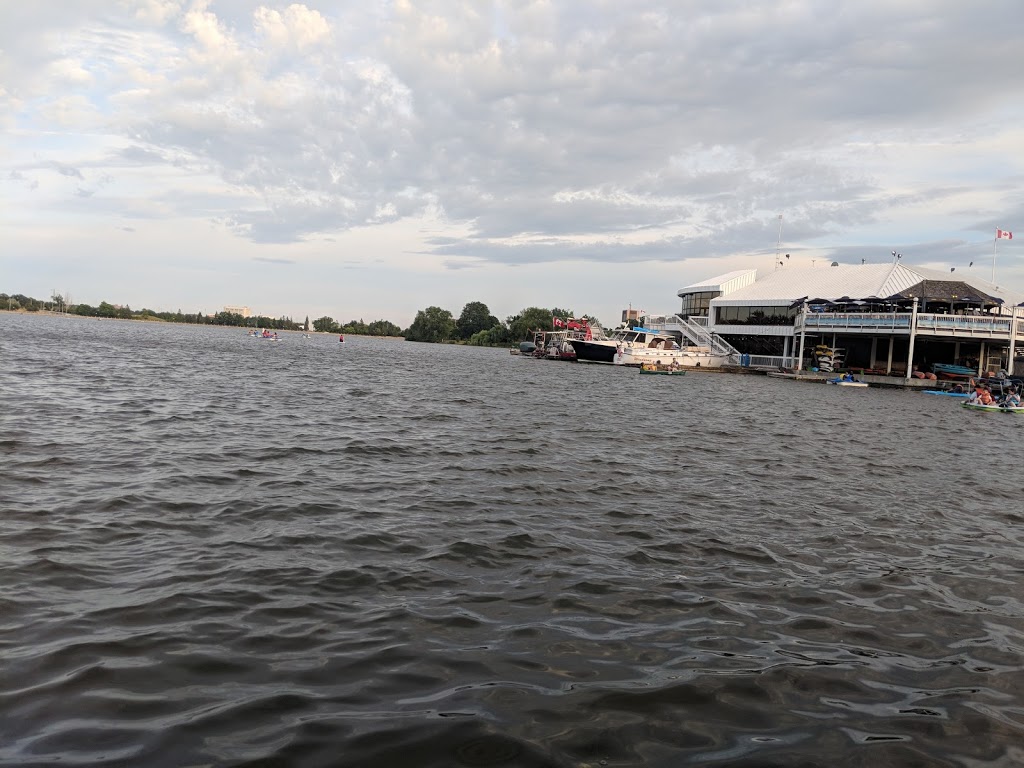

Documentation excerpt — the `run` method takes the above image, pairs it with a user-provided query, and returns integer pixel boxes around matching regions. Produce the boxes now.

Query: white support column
[979,341,986,376]
[1009,307,1019,376]
[783,335,791,366]
[870,337,878,369]
[905,298,919,381]
[954,341,960,363]
[796,303,808,371]
[886,337,894,374]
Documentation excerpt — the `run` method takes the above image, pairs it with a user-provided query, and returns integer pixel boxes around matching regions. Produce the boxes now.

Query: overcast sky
[3,1,1023,327]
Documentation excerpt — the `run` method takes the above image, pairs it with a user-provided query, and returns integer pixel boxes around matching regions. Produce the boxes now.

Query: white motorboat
[569,326,731,367]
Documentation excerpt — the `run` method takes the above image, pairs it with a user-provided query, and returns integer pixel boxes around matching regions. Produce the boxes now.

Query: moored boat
[570,326,730,367]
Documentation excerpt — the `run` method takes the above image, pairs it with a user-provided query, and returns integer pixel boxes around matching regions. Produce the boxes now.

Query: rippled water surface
[3,313,1024,767]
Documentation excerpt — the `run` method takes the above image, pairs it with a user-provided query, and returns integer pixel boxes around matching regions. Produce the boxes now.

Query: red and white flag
[552,317,564,327]
[997,229,1013,240]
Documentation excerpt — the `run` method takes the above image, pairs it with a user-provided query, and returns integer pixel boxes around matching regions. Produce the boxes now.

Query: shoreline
[0,310,406,339]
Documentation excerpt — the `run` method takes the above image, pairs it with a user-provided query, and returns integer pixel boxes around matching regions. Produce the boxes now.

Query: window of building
[714,305,797,325]
[679,291,719,317]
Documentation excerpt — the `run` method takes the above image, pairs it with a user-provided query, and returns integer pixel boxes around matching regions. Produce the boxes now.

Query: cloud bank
[2,0,1023,323]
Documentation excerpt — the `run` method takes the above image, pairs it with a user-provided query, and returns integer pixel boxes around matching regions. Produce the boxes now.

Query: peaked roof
[706,263,1024,307]
[888,279,1001,304]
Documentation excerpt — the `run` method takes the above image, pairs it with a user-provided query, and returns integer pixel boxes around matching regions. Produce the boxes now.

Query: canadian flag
[997,229,1013,240]
[552,317,564,327]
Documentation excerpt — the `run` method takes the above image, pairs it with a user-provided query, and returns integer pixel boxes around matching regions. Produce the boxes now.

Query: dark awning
[887,280,1002,306]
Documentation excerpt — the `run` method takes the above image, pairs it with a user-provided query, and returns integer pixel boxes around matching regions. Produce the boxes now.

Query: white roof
[705,263,1024,307]
[678,269,756,294]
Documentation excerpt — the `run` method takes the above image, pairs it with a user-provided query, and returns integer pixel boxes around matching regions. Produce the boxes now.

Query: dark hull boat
[569,339,618,363]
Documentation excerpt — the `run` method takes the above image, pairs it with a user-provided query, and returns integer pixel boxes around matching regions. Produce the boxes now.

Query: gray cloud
[55,163,84,179]
[252,255,295,264]
[116,146,167,165]
[3,0,1024,317]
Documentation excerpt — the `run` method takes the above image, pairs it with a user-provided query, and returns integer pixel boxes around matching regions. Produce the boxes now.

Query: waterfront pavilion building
[648,263,1024,377]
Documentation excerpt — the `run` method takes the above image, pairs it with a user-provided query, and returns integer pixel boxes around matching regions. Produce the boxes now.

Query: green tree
[405,306,456,343]
[456,301,498,340]
[468,324,511,346]
[507,307,553,341]
[313,315,339,333]
[367,319,403,336]
[213,311,245,326]
[341,318,369,335]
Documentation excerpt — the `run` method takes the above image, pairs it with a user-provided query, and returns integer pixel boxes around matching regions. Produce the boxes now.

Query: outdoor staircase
[675,315,741,359]
[644,314,741,361]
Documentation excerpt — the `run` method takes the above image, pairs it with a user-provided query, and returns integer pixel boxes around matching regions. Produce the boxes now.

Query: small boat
[962,402,1024,413]
[933,363,977,379]
[639,365,685,375]
[827,377,868,388]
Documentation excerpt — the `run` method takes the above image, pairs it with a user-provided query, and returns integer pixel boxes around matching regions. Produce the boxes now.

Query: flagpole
[993,231,998,282]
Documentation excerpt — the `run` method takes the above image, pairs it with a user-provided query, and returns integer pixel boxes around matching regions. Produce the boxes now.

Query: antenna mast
[775,214,783,270]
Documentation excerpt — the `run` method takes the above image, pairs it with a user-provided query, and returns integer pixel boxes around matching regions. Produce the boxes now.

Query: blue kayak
[923,390,969,398]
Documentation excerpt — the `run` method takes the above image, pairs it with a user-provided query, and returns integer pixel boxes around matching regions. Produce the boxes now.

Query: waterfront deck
[796,311,1024,340]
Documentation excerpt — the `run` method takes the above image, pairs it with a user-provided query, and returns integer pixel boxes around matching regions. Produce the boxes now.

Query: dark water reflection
[2,313,1024,767]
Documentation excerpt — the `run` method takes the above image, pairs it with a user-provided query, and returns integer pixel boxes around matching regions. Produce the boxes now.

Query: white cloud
[254,4,331,51]
[2,0,1024,326]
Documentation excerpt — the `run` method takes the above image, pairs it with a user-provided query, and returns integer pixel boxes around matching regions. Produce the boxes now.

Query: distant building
[621,308,643,324]
[224,305,251,318]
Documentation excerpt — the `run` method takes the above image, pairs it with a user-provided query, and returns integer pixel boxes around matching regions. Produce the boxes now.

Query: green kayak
[639,367,686,375]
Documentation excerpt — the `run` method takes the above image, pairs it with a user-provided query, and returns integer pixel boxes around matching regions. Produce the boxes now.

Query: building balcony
[795,311,1023,340]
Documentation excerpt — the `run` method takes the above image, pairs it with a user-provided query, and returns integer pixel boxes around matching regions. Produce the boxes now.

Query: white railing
[677,316,739,357]
[797,312,911,331]
[915,314,1012,335]
[745,355,798,369]
[795,311,1022,338]
[645,313,710,327]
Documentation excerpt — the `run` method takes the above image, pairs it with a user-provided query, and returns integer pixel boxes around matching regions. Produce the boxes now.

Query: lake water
[3,313,1024,767]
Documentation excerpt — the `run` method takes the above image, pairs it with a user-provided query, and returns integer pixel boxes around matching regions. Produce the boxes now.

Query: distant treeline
[312,316,403,336]
[405,301,604,345]
[3,292,603,343]
[1,292,403,336]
